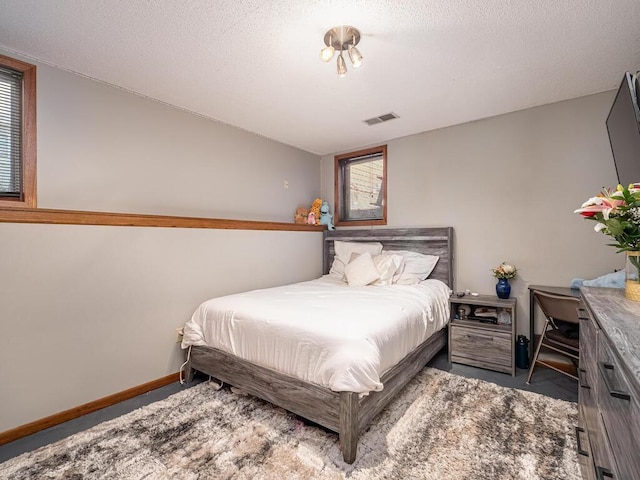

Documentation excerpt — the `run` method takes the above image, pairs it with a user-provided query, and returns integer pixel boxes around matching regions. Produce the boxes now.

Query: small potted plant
[492,262,517,299]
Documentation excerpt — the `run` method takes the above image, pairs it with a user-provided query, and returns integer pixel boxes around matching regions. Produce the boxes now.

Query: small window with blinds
[334,145,387,226]
[0,54,36,208]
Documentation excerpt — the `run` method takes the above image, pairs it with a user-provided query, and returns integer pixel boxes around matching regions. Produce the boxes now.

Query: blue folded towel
[570,270,625,289]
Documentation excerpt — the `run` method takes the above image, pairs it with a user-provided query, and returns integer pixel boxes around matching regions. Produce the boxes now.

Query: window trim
[334,144,387,227]
[0,54,36,208]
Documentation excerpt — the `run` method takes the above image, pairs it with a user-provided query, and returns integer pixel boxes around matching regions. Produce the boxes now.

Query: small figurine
[319,201,335,230]
[307,211,316,225]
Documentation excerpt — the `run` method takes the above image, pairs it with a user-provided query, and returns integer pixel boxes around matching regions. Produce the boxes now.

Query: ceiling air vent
[363,112,399,126]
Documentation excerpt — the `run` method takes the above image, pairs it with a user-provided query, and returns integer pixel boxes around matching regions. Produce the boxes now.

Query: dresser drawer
[594,413,618,480]
[597,337,640,479]
[578,368,596,434]
[450,325,511,372]
[580,372,616,477]
[578,305,598,383]
[576,406,596,480]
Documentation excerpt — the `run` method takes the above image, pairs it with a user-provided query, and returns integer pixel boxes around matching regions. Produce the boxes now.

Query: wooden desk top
[528,284,581,298]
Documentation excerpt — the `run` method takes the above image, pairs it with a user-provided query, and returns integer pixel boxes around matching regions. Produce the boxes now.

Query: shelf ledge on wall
[0,206,326,232]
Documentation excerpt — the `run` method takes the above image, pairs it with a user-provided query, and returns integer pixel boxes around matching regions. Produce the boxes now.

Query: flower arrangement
[492,262,517,279]
[575,183,640,301]
[574,183,640,252]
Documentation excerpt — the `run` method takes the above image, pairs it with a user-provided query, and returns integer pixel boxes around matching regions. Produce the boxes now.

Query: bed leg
[339,391,359,464]
[183,357,195,383]
[184,367,195,383]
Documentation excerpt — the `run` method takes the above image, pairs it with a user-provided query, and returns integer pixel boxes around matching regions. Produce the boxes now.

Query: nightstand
[448,295,517,376]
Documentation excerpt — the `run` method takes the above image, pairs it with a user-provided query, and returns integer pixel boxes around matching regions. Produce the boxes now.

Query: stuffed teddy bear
[294,207,309,224]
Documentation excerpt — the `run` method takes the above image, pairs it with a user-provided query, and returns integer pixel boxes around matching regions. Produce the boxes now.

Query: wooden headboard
[323,227,455,289]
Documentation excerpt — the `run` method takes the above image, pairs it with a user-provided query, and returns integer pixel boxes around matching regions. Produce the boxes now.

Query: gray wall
[321,91,622,336]
[0,54,322,432]
[36,60,319,220]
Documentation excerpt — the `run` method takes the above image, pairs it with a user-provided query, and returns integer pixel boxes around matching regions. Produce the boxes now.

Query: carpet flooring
[0,368,580,480]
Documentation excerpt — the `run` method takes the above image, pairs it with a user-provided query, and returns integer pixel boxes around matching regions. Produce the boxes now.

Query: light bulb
[337,53,347,77]
[320,45,335,62]
[348,45,363,68]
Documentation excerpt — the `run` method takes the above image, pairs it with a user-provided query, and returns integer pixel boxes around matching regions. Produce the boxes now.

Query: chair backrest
[533,291,580,325]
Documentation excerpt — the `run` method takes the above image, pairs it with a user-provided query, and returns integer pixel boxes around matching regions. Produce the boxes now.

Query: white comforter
[182,275,451,394]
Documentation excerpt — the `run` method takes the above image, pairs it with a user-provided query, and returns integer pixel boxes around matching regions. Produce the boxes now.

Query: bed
[182,227,454,463]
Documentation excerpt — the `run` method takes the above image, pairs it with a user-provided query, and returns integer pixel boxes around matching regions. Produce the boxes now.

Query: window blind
[0,66,23,198]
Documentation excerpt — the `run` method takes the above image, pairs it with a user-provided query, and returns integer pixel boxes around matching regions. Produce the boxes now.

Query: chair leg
[526,318,549,384]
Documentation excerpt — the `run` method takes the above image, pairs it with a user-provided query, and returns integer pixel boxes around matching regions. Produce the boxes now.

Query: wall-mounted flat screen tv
[606,71,640,186]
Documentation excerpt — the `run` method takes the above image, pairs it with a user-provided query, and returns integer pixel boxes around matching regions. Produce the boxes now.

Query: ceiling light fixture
[320,26,362,77]
[337,52,347,78]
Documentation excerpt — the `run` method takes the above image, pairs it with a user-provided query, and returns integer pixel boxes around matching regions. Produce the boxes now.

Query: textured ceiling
[0,0,639,155]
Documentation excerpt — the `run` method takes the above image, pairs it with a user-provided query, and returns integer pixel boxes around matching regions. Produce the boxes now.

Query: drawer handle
[574,426,589,457]
[577,307,589,321]
[596,466,614,479]
[467,334,491,342]
[577,369,591,389]
[597,362,631,401]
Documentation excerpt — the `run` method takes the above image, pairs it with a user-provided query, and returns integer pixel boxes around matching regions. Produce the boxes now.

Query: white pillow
[372,254,403,285]
[344,252,381,286]
[329,241,383,277]
[382,250,439,284]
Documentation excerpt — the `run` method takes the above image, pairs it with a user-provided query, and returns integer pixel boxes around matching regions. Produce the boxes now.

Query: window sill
[0,197,36,209]
[334,218,387,227]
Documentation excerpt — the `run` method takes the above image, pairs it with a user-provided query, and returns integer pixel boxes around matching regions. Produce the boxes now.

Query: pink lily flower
[573,195,625,218]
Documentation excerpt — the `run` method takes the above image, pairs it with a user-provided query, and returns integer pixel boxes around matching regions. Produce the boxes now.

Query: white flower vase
[625,252,640,302]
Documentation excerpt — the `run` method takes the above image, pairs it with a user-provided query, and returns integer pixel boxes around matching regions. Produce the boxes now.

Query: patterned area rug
[1,368,580,479]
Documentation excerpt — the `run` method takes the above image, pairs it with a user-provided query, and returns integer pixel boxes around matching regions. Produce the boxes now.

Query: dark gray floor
[428,349,578,403]
[0,349,577,464]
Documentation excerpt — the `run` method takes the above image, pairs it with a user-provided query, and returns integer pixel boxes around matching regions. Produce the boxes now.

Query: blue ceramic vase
[496,278,511,299]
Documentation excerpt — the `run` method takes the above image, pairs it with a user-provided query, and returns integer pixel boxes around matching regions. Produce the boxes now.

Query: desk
[527,285,581,363]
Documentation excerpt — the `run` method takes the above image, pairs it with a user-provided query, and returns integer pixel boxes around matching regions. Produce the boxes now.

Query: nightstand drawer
[451,325,511,367]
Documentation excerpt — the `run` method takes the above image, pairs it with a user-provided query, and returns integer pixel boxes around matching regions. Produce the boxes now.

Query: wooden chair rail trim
[0,206,325,232]
[0,373,180,446]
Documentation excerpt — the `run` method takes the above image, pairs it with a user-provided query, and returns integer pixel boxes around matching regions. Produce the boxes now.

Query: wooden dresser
[578,287,640,480]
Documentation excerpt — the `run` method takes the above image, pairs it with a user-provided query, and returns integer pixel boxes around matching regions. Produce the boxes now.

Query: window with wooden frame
[0,54,36,208]
[334,145,387,226]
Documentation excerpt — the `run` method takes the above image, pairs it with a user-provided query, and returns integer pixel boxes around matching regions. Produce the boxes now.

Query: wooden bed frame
[185,227,454,463]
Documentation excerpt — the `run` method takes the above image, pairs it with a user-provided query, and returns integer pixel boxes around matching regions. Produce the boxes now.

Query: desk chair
[526,290,580,384]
